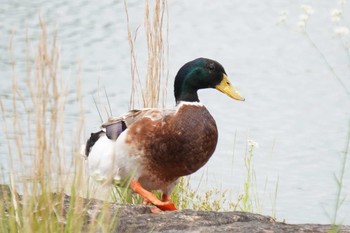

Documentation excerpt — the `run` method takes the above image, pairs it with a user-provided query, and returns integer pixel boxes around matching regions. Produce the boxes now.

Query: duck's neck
[175,88,199,105]
[175,101,204,115]
[174,69,201,104]
[176,101,204,108]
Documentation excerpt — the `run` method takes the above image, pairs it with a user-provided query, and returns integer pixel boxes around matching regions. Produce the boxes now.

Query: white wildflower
[331,9,342,22]
[299,14,310,22]
[247,139,259,148]
[277,10,288,24]
[334,26,350,37]
[296,5,313,32]
[280,10,288,15]
[297,20,307,32]
[301,4,314,15]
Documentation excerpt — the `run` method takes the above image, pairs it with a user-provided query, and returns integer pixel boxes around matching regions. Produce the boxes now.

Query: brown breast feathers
[125,104,218,183]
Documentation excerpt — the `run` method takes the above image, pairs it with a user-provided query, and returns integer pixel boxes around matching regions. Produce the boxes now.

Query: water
[1,0,350,224]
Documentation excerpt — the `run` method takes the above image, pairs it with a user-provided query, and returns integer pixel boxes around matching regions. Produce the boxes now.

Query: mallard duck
[81,58,244,212]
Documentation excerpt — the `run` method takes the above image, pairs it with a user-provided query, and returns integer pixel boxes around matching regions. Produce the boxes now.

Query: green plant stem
[332,121,350,225]
[304,32,350,96]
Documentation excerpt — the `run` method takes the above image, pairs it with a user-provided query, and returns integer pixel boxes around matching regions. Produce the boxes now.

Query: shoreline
[1,184,349,233]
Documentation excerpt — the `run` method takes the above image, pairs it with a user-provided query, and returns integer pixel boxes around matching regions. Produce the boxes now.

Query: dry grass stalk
[125,0,169,109]
[26,17,67,190]
[0,17,92,232]
[124,0,144,109]
[144,0,169,108]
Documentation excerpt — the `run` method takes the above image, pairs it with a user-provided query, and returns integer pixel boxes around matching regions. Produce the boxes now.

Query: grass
[0,17,118,233]
[126,0,169,109]
[3,15,157,231]
[329,121,350,232]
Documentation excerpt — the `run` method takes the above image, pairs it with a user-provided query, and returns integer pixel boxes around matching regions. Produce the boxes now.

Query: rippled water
[1,0,350,224]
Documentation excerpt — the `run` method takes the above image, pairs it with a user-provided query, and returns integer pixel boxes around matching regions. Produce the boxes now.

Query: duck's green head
[174,58,245,104]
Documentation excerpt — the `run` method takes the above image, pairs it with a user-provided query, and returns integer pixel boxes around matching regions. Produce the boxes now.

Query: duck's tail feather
[82,130,106,157]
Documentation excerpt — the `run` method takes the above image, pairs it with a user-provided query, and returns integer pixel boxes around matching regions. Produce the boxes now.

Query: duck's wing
[102,108,175,141]
[101,109,141,140]
[102,109,149,128]
[82,108,174,158]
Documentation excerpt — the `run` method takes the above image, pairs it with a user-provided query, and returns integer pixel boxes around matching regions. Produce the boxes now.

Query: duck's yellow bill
[215,74,245,101]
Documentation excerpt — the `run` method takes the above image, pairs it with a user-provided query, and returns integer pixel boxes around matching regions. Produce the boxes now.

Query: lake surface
[1,0,350,224]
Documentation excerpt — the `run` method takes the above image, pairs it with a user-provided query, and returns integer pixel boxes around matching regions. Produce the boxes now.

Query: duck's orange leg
[162,193,172,202]
[129,180,177,211]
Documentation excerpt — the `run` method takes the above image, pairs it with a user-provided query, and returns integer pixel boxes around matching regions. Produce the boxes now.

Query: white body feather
[84,131,141,185]
[81,103,203,192]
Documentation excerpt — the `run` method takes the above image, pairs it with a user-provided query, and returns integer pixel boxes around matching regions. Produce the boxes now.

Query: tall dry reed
[125,0,169,109]
[0,17,93,232]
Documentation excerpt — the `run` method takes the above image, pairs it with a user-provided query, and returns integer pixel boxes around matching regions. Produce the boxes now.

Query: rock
[0,185,349,233]
[106,209,349,233]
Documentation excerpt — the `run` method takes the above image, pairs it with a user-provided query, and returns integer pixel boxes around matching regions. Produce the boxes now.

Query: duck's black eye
[208,63,215,72]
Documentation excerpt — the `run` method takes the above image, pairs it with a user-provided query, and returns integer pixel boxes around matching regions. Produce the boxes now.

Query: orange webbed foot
[154,200,177,211]
[157,193,177,211]
[130,180,177,212]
